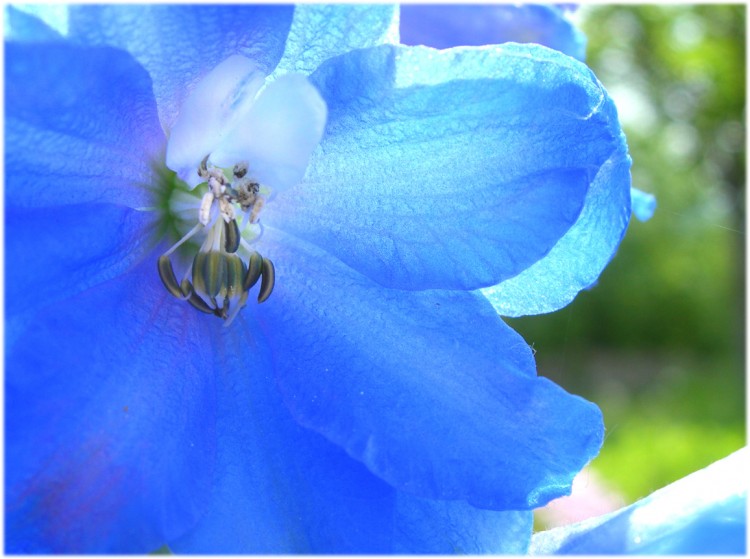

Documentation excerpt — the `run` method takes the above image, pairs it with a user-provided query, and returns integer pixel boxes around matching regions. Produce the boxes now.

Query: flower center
[157,156,275,326]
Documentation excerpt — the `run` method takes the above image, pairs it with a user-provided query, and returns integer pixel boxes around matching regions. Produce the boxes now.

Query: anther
[199,155,210,177]
[197,251,226,298]
[258,257,275,303]
[158,255,187,299]
[223,215,241,254]
[243,251,263,291]
[181,279,215,314]
[233,162,248,178]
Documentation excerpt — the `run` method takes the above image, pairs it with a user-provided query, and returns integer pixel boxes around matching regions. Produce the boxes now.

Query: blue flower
[531,448,748,555]
[5,5,631,553]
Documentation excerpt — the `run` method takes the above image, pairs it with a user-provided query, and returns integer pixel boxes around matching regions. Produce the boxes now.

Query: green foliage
[515,5,745,507]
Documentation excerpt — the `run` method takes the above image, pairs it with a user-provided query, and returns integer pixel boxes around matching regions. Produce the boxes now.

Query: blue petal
[67,5,294,130]
[5,204,158,327]
[482,149,631,316]
[400,4,587,61]
[531,448,748,555]
[5,41,163,209]
[631,186,657,221]
[5,255,217,553]
[265,43,624,291]
[254,231,603,510]
[391,495,532,554]
[4,5,64,41]
[272,4,397,77]
[169,313,531,553]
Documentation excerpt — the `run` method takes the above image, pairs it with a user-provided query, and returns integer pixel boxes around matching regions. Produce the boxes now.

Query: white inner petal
[211,74,328,192]
[166,55,266,187]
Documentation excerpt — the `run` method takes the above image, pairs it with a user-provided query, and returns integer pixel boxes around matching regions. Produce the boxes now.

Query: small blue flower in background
[5,5,632,553]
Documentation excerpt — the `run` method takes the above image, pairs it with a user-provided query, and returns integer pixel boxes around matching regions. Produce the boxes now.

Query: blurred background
[504,4,745,527]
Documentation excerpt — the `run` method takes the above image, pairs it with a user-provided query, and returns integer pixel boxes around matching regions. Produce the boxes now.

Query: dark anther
[199,154,210,176]
[224,219,241,253]
[158,255,185,299]
[233,162,248,178]
[258,258,275,303]
[243,251,263,291]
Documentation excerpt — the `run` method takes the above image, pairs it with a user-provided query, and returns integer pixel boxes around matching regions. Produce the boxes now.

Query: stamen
[258,258,275,303]
[181,279,215,314]
[223,290,249,327]
[157,157,277,324]
[158,255,187,299]
[224,219,241,253]
[164,223,202,257]
[199,192,215,225]
[243,251,264,291]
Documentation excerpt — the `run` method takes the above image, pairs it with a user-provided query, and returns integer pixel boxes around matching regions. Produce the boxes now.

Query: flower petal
[67,5,294,131]
[631,186,657,221]
[255,231,603,510]
[5,254,217,553]
[265,43,625,291]
[5,41,163,209]
[5,203,158,329]
[530,448,748,555]
[210,73,327,192]
[482,149,631,316]
[271,4,398,77]
[4,5,65,41]
[400,4,587,61]
[169,313,531,553]
[165,54,266,187]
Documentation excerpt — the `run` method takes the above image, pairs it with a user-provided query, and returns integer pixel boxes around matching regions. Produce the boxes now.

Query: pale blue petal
[170,312,531,553]
[5,41,163,209]
[272,4,398,77]
[67,5,294,130]
[400,4,587,61]
[5,255,217,553]
[4,5,64,40]
[531,448,747,555]
[631,187,657,221]
[211,73,327,192]
[254,231,603,510]
[165,55,266,187]
[265,43,624,291]
[482,149,631,316]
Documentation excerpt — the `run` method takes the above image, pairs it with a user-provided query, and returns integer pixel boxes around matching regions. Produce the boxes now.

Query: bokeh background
[501,5,745,527]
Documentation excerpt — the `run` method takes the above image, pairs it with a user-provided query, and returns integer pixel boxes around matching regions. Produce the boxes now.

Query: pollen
[157,157,275,326]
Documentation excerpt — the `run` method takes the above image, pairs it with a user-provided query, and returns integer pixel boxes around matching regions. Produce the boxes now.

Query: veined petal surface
[483,148,631,316]
[169,312,531,553]
[5,42,163,209]
[400,4,587,61]
[266,43,625,291]
[531,448,747,555]
[5,255,217,553]
[210,73,327,192]
[66,5,294,130]
[5,204,158,326]
[256,231,604,510]
[271,4,398,77]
